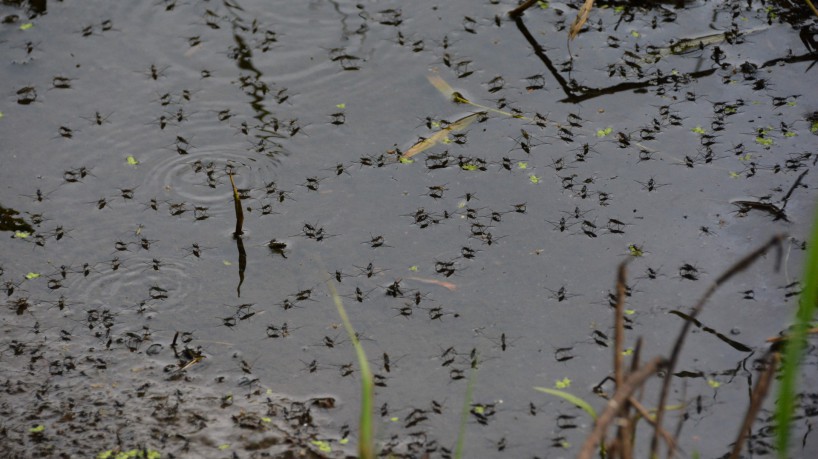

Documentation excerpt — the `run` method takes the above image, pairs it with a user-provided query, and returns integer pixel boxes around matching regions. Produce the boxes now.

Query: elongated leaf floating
[401,111,485,160]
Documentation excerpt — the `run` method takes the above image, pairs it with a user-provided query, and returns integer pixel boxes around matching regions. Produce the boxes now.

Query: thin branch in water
[650,234,786,457]
[578,356,666,459]
[229,173,244,237]
[729,351,779,459]
[627,396,677,452]
[780,169,808,212]
[614,260,631,458]
[614,260,629,390]
[568,0,596,40]
[508,0,539,18]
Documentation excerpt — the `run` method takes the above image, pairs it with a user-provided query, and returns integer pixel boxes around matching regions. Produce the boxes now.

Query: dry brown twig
[507,0,539,18]
[614,261,630,458]
[627,396,677,451]
[729,351,780,459]
[650,234,785,457]
[228,173,244,237]
[578,259,675,459]
[578,356,667,459]
[509,0,595,41]
[767,326,818,343]
[584,235,783,459]
[569,0,596,40]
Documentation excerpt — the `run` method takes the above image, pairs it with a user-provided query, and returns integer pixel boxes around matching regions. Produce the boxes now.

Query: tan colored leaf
[401,112,485,160]
[568,0,595,40]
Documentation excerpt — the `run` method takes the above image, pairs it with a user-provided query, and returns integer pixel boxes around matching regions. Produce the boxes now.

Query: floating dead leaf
[401,112,484,160]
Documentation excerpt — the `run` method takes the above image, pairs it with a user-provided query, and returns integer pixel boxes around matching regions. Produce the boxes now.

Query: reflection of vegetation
[508,1,817,103]
[0,204,34,233]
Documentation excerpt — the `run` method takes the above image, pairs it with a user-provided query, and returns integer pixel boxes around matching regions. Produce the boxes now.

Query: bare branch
[508,0,539,18]
[579,357,666,459]
[651,234,785,457]
[729,351,779,459]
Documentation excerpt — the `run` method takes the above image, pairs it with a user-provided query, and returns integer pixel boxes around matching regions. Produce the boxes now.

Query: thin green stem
[454,366,477,459]
[327,280,375,459]
[776,205,818,457]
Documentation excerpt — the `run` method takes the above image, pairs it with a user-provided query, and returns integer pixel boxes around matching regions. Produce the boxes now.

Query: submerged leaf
[126,155,139,166]
[427,73,457,101]
[535,387,597,420]
[401,112,484,160]
[20,23,33,30]
[25,272,40,280]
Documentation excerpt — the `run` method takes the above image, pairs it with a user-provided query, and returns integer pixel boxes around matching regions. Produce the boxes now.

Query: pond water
[1,0,817,457]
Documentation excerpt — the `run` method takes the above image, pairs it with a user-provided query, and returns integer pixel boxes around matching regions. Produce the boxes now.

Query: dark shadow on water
[0,204,34,233]
[513,9,817,104]
[236,235,246,297]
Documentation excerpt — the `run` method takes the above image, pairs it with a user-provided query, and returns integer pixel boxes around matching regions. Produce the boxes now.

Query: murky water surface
[2,0,817,457]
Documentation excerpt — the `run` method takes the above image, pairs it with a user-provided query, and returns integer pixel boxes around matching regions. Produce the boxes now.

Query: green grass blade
[454,365,477,459]
[535,387,598,420]
[327,280,374,459]
[776,205,818,457]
